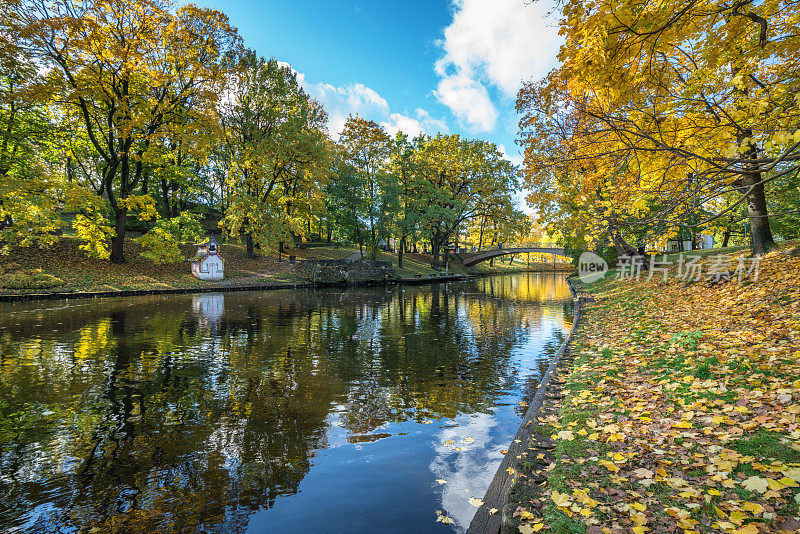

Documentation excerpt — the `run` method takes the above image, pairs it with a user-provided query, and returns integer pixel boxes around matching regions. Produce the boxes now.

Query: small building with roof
[189,235,224,281]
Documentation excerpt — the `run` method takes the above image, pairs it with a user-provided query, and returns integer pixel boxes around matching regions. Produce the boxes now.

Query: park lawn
[333,248,466,277]
[0,239,466,295]
[509,244,800,534]
[284,244,359,261]
[0,238,341,294]
[381,251,461,277]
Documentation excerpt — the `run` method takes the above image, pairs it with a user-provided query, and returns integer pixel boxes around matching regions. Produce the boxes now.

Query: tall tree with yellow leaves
[13,0,240,262]
[218,51,329,258]
[518,0,800,255]
[338,115,394,260]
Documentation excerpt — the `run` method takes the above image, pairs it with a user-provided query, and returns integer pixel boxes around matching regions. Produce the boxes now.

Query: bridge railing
[461,242,561,253]
[502,242,560,249]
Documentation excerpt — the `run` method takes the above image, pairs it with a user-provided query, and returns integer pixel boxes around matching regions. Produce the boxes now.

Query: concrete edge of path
[466,278,586,534]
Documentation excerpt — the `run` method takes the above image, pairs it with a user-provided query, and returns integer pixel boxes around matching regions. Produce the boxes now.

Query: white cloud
[498,143,523,167]
[381,108,449,138]
[433,71,498,132]
[279,61,447,140]
[429,413,506,531]
[435,0,562,131]
[307,82,390,136]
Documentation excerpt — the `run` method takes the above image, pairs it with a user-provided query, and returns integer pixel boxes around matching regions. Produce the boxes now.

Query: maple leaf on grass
[741,476,769,494]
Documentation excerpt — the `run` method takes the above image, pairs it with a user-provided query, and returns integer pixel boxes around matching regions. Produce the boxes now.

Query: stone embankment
[467,278,587,534]
[300,259,395,284]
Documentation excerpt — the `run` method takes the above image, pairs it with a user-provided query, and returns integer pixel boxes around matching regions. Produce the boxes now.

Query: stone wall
[300,260,395,285]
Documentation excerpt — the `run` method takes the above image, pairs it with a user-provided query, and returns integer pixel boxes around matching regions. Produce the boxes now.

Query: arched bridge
[457,243,568,267]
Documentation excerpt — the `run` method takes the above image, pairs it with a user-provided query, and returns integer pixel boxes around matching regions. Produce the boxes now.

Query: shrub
[136,212,205,264]
[137,226,183,264]
[0,271,63,289]
[73,213,113,259]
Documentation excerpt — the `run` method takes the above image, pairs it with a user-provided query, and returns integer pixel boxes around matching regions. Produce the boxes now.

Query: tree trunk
[161,178,171,219]
[246,232,255,258]
[741,172,775,255]
[478,216,486,251]
[610,226,648,269]
[370,225,377,260]
[110,208,127,264]
[722,227,731,248]
[732,50,775,254]
[398,236,405,269]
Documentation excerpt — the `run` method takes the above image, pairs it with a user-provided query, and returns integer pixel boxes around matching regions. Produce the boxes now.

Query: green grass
[287,245,358,261]
[474,255,572,274]
[660,245,751,263]
[730,431,800,464]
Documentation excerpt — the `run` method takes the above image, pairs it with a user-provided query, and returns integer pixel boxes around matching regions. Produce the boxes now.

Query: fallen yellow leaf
[468,497,484,507]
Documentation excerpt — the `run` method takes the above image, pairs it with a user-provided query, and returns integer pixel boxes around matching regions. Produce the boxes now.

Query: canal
[0,273,572,533]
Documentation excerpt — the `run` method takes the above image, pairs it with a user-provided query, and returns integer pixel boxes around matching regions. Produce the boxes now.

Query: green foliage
[136,212,205,264]
[325,161,367,244]
[217,51,328,255]
[767,170,800,241]
[162,212,205,243]
[73,213,113,260]
[136,227,183,264]
[670,331,703,351]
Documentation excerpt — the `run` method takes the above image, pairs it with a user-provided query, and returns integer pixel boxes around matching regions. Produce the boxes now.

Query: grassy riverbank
[474,256,572,275]
[0,238,470,296]
[507,244,800,534]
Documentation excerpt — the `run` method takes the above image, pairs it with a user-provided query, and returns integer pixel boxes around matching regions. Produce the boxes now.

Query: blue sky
[195,0,562,173]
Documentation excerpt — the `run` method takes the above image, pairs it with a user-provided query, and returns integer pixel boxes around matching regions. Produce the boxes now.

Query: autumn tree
[388,132,423,269]
[413,134,519,262]
[518,0,800,256]
[0,16,65,253]
[13,0,240,263]
[217,51,328,258]
[337,115,395,260]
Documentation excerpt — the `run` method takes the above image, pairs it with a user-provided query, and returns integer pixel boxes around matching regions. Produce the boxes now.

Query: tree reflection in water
[0,273,572,533]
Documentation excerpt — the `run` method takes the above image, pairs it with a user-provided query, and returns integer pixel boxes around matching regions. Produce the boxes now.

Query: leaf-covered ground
[0,238,314,294]
[1,239,471,294]
[510,246,800,534]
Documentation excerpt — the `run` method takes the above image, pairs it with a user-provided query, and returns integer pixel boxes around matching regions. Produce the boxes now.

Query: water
[0,273,572,533]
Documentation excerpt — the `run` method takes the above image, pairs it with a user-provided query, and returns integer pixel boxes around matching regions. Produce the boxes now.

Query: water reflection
[0,273,572,533]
